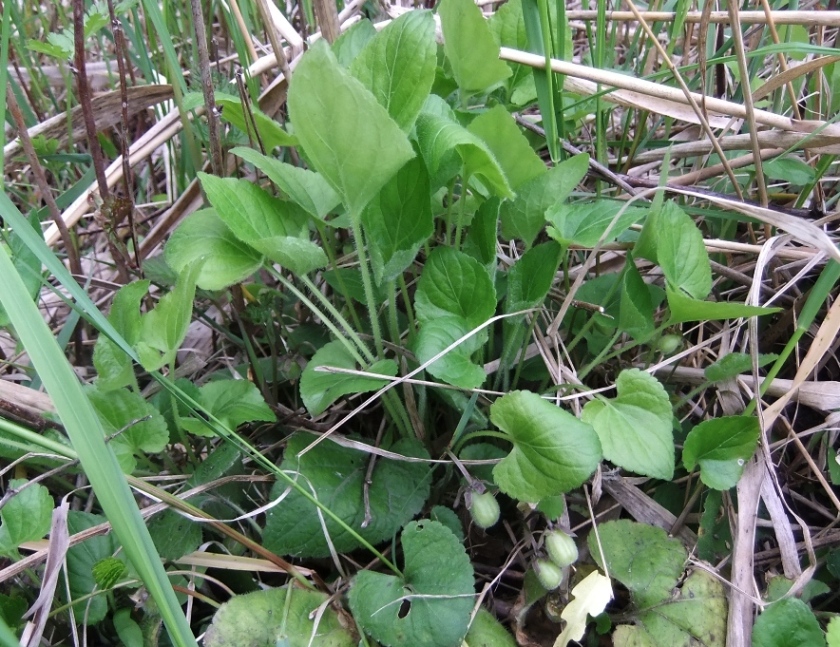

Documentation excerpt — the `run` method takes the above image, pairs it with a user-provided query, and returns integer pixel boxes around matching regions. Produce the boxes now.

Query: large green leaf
[179,379,276,438]
[0,480,53,557]
[666,284,781,324]
[231,147,341,220]
[414,110,513,198]
[165,208,263,290]
[414,247,496,328]
[618,256,656,341]
[350,10,436,131]
[299,340,398,416]
[361,156,433,285]
[348,520,475,647]
[263,434,430,557]
[439,0,512,94]
[491,390,602,501]
[499,153,589,246]
[582,369,674,480]
[467,105,545,189]
[488,0,531,96]
[205,587,355,647]
[414,315,487,389]
[546,201,648,248]
[198,173,327,274]
[682,416,760,490]
[288,39,415,215]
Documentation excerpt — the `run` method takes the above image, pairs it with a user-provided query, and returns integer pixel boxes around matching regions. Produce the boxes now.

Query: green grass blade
[522,0,559,162]
[0,211,197,647]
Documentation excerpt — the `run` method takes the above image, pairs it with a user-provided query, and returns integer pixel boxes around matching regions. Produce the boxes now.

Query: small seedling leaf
[300,340,398,416]
[179,379,276,437]
[704,352,778,383]
[348,520,475,647]
[491,390,602,501]
[263,434,430,557]
[683,416,760,490]
[582,369,675,480]
[546,201,647,248]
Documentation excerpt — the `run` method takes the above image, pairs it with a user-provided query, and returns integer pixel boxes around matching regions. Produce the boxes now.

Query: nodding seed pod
[468,491,500,529]
[545,530,579,568]
[534,558,564,591]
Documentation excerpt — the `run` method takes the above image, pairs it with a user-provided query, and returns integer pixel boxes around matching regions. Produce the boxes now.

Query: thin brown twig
[189,0,224,177]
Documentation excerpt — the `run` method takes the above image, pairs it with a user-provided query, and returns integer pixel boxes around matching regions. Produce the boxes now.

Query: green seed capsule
[545,530,579,567]
[656,333,683,355]
[468,491,500,529]
[534,558,564,590]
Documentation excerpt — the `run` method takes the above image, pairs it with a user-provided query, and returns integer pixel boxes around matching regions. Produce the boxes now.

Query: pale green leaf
[350,10,436,131]
[468,105,545,189]
[165,208,263,290]
[582,369,674,480]
[546,201,648,248]
[231,147,341,220]
[415,315,487,389]
[205,587,355,647]
[214,93,297,150]
[348,520,474,647]
[263,434,430,557]
[683,416,760,490]
[467,609,517,647]
[826,616,840,647]
[414,110,513,198]
[332,19,377,66]
[0,480,53,557]
[300,340,398,416]
[500,153,589,246]
[439,0,512,94]
[288,40,415,215]
[763,157,815,185]
[491,390,602,501]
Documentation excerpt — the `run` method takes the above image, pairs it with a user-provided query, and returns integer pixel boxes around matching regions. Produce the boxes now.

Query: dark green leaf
[618,256,656,341]
[362,156,433,285]
[332,19,377,66]
[65,512,115,624]
[704,352,778,383]
[506,241,561,317]
[179,380,276,438]
[753,598,826,647]
[348,520,475,647]
[148,509,201,561]
[415,315,487,389]
[491,390,602,501]
[263,434,430,557]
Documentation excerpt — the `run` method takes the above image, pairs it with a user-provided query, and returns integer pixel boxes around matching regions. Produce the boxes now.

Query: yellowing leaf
[554,571,613,647]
